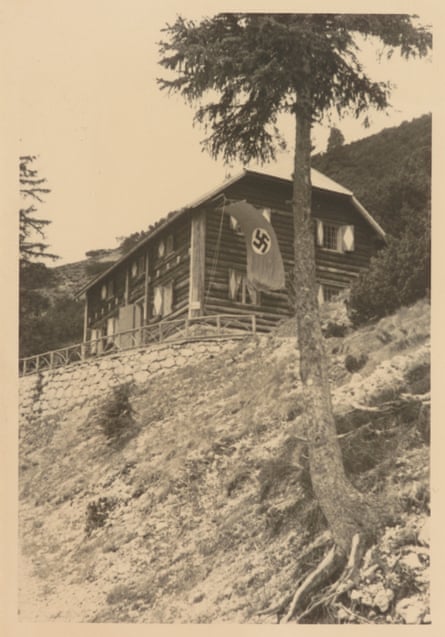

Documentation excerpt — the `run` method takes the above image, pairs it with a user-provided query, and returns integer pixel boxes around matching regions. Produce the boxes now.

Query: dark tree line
[313,114,431,322]
[19,156,83,359]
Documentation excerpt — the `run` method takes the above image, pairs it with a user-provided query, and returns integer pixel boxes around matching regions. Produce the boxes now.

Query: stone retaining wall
[19,338,241,422]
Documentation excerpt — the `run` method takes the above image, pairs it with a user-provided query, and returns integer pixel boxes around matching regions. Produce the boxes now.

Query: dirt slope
[18,300,431,624]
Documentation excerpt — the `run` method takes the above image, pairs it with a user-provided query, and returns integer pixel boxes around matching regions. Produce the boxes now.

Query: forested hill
[312,114,431,237]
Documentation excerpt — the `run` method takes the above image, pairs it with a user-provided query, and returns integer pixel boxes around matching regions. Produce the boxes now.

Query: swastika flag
[224,201,285,291]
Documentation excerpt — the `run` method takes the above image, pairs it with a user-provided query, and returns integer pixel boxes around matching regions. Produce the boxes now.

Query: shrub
[19,292,84,358]
[94,383,136,444]
[349,230,430,325]
[344,352,368,373]
[85,496,117,535]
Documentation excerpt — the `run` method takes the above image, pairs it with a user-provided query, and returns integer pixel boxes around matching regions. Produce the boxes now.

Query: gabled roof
[182,167,352,210]
[77,168,385,297]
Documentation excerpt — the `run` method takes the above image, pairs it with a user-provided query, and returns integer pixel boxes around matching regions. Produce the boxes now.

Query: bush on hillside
[348,231,430,325]
[312,115,431,235]
[19,293,84,358]
[93,383,136,445]
[20,261,56,289]
[85,496,117,536]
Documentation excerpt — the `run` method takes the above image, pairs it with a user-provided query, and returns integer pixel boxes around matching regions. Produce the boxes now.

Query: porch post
[82,294,89,359]
[143,251,150,324]
[188,209,206,318]
[124,268,130,305]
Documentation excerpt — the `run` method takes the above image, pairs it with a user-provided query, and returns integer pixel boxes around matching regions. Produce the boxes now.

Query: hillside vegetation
[314,115,431,324]
[19,249,120,359]
[312,114,431,236]
[19,299,430,623]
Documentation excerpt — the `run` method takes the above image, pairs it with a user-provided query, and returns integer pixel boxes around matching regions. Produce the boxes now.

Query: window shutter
[316,219,324,246]
[163,282,173,316]
[229,216,241,233]
[90,328,98,353]
[262,208,271,222]
[228,269,242,300]
[166,234,174,254]
[107,317,115,336]
[317,284,324,306]
[154,286,163,316]
[246,279,259,305]
[341,225,355,252]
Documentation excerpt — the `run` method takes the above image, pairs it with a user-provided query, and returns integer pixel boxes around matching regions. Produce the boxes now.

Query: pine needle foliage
[158,14,431,164]
[19,155,58,264]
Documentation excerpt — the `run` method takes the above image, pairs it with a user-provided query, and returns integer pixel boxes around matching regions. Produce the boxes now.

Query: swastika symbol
[251,228,272,255]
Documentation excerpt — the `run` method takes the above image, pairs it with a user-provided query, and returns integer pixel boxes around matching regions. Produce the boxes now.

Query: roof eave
[351,195,386,241]
[75,171,249,297]
[75,207,188,297]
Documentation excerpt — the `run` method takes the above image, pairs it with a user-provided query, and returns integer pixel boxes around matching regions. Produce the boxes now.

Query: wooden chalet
[77,169,385,347]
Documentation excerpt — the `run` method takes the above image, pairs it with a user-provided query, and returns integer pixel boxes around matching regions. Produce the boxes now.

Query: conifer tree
[327,126,345,152]
[19,155,58,265]
[158,13,431,620]
[19,155,59,358]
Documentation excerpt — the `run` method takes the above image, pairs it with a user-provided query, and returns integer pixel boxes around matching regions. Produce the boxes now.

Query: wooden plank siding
[84,171,382,338]
[86,216,191,334]
[201,173,380,327]
[313,190,381,291]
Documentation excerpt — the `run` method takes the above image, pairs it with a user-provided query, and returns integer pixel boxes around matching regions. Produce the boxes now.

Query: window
[166,234,174,255]
[262,208,271,223]
[317,283,342,305]
[157,240,165,259]
[315,219,355,253]
[153,281,174,317]
[131,255,146,278]
[229,215,242,234]
[101,280,114,299]
[228,269,259,305]
[323,224,340,251]
[138,254,145,274]
[106,317,116,343]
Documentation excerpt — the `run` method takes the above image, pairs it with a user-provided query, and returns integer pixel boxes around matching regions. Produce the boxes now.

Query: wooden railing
[19,313,257,376]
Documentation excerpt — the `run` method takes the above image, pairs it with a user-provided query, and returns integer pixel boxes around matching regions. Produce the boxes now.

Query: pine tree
[19,155,59,358]
[326,127,345,152]
[19,155,58,264]
[158,13,431,620]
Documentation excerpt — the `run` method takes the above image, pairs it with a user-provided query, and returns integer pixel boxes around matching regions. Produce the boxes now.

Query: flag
[224,201,285,291]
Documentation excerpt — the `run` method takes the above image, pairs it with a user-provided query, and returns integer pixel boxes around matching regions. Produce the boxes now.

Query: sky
[3,0,435,264]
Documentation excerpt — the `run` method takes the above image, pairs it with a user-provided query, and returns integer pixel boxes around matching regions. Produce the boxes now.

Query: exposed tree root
[257,531,332,620]
[281,546,344,622]
[263,533,370,624]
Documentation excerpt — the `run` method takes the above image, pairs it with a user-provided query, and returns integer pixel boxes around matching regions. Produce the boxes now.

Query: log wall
[202,173,380,328]
[87,216,191,333]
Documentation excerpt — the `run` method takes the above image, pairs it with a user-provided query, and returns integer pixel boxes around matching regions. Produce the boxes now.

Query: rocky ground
[18,299,431,623]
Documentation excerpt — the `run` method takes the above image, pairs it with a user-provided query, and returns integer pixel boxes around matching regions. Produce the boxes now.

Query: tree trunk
[292,99,377,556]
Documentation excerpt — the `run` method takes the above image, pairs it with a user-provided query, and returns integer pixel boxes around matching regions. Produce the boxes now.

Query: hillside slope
[50,248,122,298]
[18,300,430,624]
[312,114,431,236]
